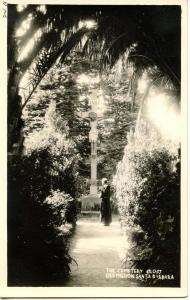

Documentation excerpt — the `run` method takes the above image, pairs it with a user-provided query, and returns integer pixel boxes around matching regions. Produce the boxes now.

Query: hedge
[113,136,180,286]
[8,151,78,286]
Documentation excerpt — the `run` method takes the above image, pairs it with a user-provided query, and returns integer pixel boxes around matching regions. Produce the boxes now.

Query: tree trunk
[8,66,24,155]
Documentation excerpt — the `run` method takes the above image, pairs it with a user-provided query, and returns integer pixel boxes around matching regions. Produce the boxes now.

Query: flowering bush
[45,190,78,226]
[113,136,180,286]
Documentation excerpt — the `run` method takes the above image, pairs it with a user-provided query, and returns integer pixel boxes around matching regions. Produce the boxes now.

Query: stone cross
[77,89,103,195]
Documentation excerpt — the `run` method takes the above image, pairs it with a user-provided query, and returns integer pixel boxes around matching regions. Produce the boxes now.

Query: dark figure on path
[100,178,112,226]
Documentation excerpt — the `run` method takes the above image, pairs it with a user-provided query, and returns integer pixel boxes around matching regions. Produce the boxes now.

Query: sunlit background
[137,75,180,144]
[76,73,106,117]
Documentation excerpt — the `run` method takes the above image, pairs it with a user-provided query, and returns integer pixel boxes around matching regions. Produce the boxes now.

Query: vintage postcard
[0,0,188,297]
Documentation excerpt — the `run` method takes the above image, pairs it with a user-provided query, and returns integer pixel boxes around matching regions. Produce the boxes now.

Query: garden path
[65,215,137,287]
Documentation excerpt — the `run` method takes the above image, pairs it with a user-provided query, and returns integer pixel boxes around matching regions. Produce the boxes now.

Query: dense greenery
[23,52,92,180]
[114,134,180,286]
[8,151,78,286]
[8,102,80,285]
[98,68,140,179]
[23,50,141,187]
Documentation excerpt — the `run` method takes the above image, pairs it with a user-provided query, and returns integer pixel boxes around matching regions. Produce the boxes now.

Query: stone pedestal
[81,194,100,211]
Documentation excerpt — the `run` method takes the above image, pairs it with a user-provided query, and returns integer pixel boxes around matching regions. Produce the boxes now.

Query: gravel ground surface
[65,215,137,287]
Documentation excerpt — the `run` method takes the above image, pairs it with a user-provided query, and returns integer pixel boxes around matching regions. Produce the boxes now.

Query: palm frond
[21,28,89,110]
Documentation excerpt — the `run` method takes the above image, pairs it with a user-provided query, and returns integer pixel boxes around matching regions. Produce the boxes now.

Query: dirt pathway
[65,215,137,287]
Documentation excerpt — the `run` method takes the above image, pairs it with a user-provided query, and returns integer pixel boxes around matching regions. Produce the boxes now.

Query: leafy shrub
[113,136,180,286]
[45,190,78,226]
[8,152,78,286]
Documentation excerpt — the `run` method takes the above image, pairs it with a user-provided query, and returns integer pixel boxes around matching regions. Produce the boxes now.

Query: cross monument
[78,89,104,206]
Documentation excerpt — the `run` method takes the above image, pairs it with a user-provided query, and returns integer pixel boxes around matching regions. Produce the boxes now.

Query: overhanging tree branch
[21,28,90,111]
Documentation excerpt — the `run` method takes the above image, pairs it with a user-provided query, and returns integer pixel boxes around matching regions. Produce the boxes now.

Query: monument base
[90,184,98,195]
[81,193,100,211]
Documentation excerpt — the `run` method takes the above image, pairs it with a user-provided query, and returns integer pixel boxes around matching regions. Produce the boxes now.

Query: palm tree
[8,4,181,154]
[8,4,97,153]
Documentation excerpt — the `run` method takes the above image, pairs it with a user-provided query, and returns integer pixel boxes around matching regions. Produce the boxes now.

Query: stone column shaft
[90,141,97,194]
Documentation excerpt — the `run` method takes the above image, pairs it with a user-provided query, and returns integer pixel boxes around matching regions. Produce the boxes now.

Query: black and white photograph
[0,0,187,297]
